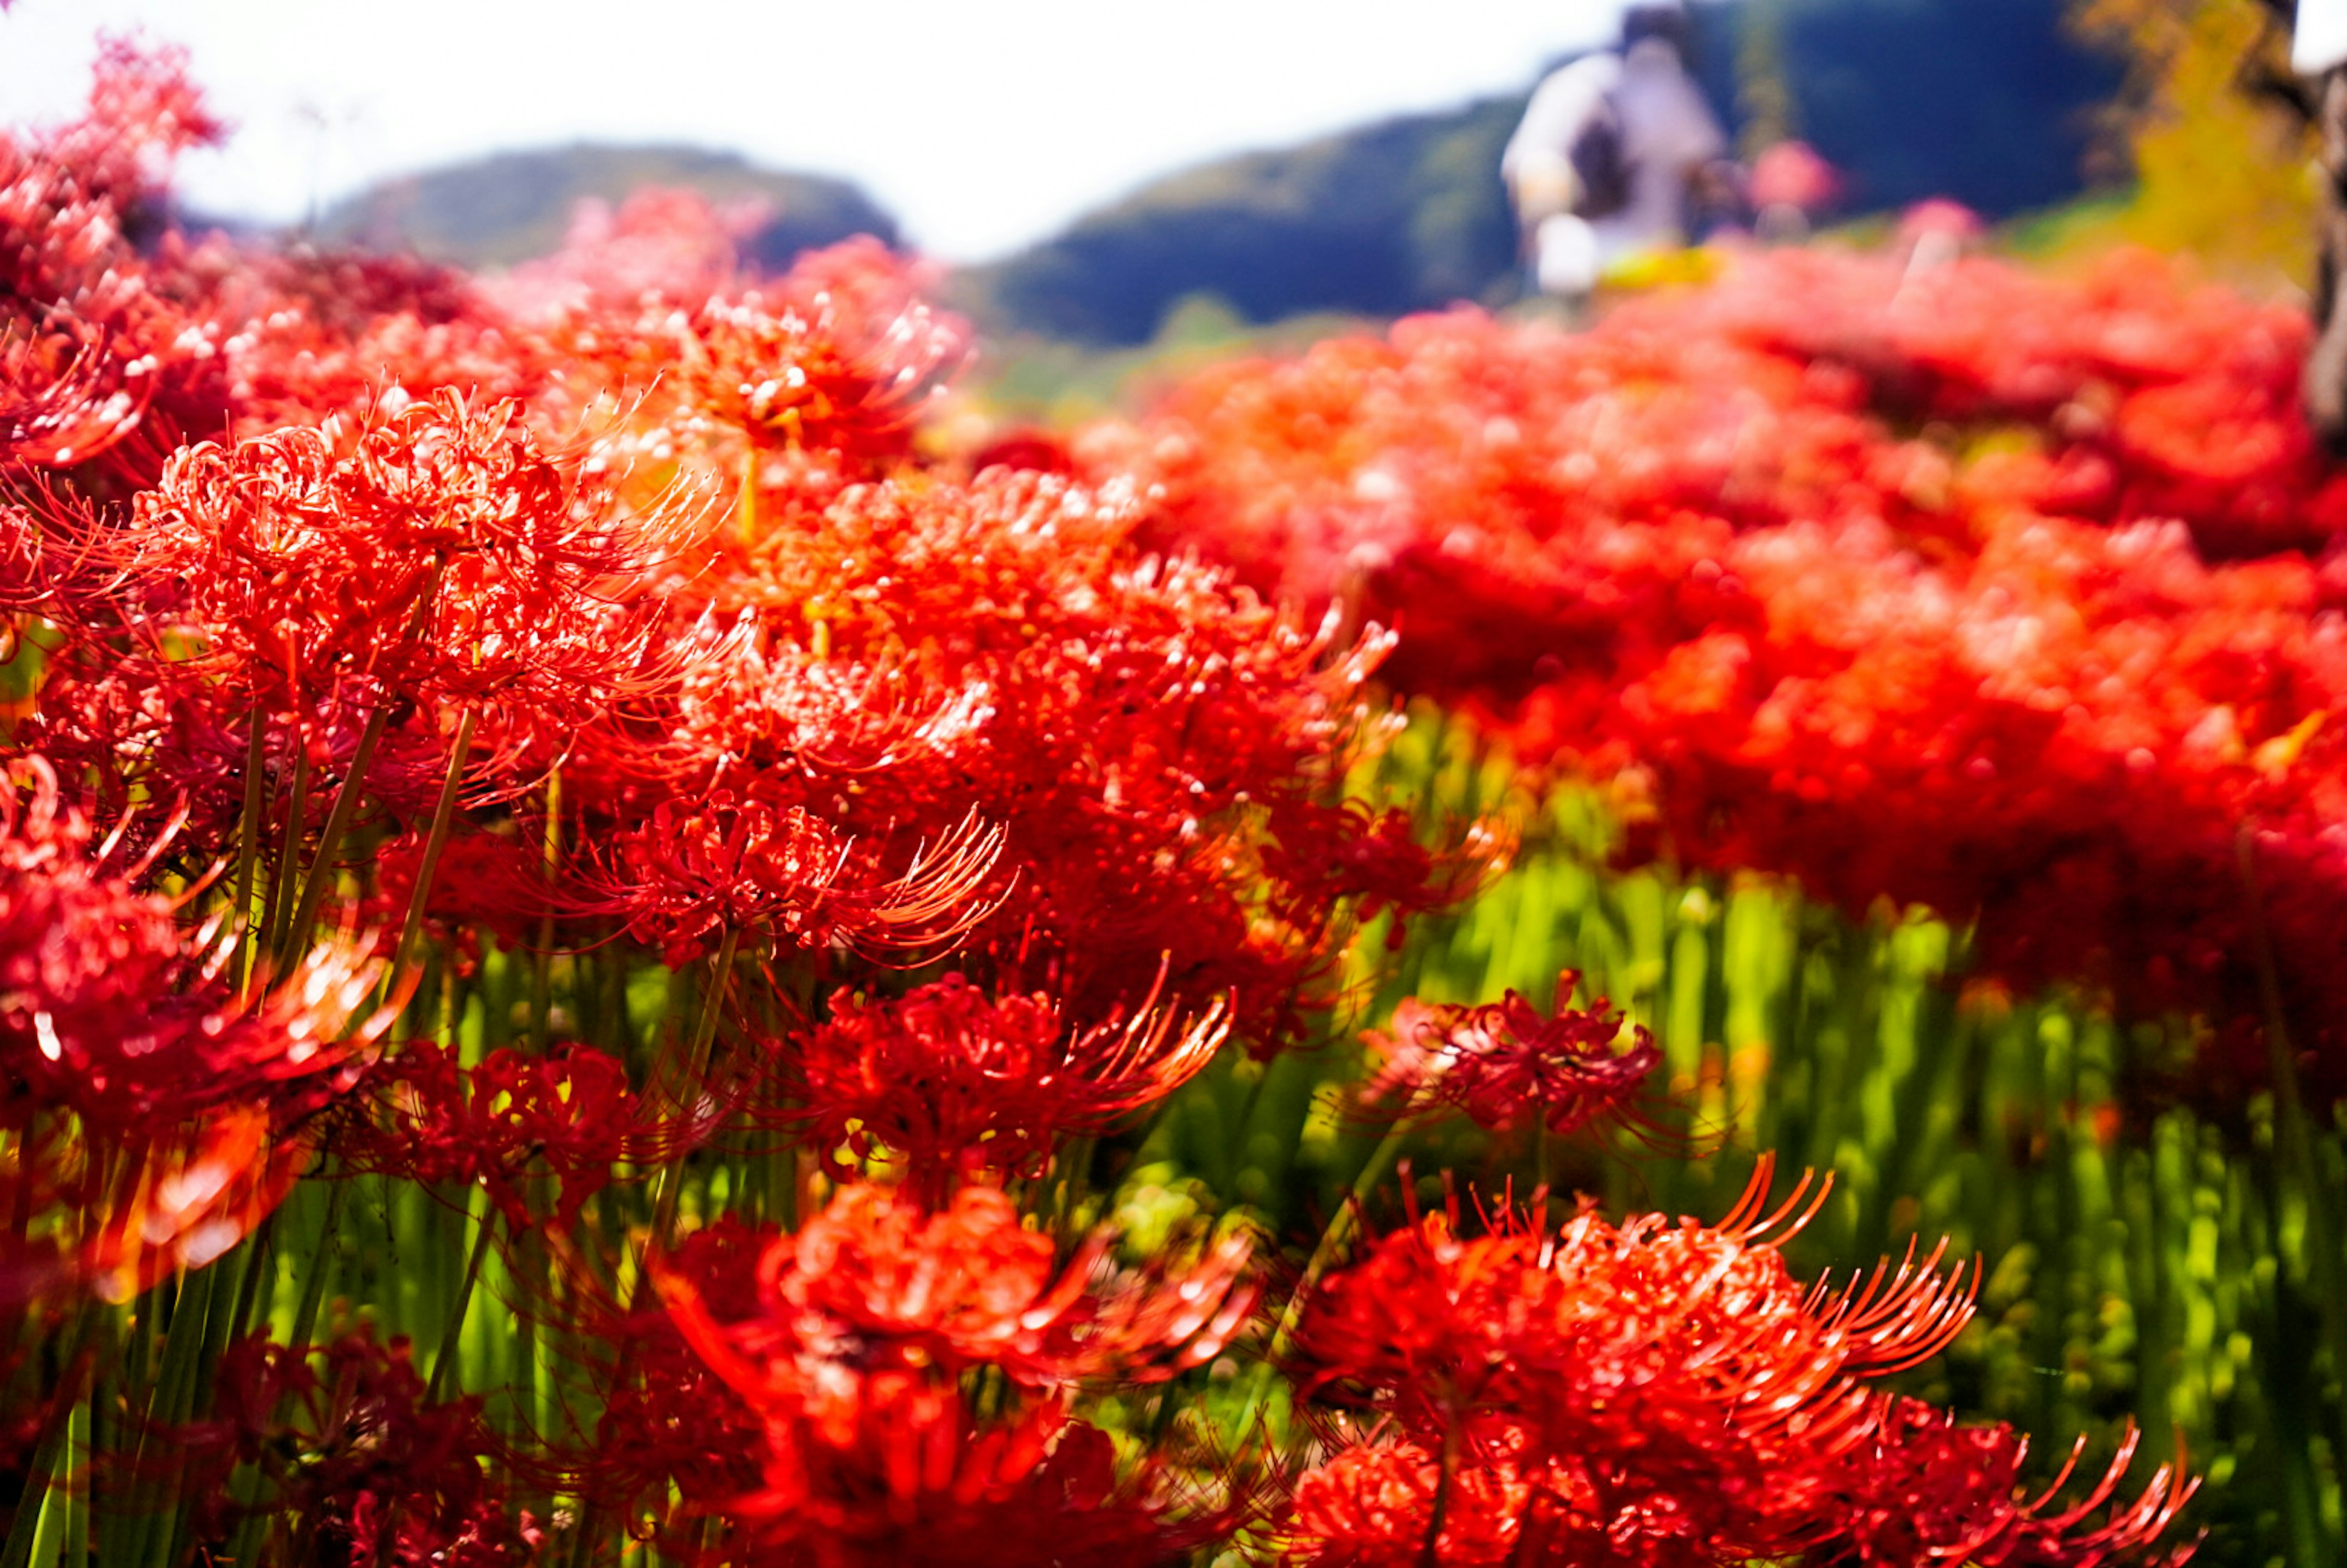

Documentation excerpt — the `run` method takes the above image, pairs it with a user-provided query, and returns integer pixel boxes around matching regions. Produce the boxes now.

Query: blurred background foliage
[2048,0,2315,284]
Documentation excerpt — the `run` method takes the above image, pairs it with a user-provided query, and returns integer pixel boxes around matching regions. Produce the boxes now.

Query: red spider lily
[573,1214,779,1549]
[1274,1165,2189,1565]
[0,324,150,471]
[658,1182,1254,1394]
[1280,1163,1996,1565]
[1282,1434,1535,1567]
[636,1184,1252,1566]
[18,656,456,870]
[480,187,751,323]
[94,928,400,1131]
[601,1311,1229,1568]
[0,39,238,480]
[714,1377,1216,1568]
[167,1328,535,1568]
[681,238,966,477]
[100,390,689,745]
[653,613,1002,786]
[0,752,399,1133]
[218,254,548,435]
[367,824,555,965]
[1,1102,303,1308]
[334,1040,728,1233]
[34,35,224,214]
[779,970,1229,1200]
[0,749,404,1312]
[1260,800,1505,954]
[1360,973,1664,1141]
[596,791,1005,966]
[1279,1410,2194,1568]
[0,37,543,471]
[0,753,183,1112]
[499,230,963,497]
[1291,1161,1978,1437]
[1829,1397,2197,1567]
[0,504,39,615]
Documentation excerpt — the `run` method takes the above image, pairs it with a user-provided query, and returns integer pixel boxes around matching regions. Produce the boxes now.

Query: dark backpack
[1570,92,1632,220]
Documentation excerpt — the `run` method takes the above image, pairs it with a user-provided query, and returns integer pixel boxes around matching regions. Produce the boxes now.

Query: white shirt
[1502,40,1727,269]
[2301,0,2347,75]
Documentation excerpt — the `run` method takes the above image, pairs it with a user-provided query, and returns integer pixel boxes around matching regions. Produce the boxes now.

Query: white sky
[0,1,1633,262]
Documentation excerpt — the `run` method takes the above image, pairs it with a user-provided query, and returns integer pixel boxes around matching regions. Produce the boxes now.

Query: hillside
[312,143,900,273]
[949,99,1523,345]
[961,0,2121,343]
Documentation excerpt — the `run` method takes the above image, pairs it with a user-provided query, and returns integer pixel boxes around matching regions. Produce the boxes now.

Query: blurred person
[1501,1,1730,306]
[2299,0,2347,447]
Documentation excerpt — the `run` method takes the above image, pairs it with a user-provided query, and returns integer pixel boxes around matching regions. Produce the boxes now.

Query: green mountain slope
[949,98,1524,345]
[312,143,899,273]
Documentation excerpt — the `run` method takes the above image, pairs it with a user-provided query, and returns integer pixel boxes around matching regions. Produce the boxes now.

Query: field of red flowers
[2,40,2340,1568]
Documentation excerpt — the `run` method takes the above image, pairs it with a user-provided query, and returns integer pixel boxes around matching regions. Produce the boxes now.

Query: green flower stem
[260,738,311,961]
[61,1394,87,1568]
[0,1363,75,1568]
[2239,828,2347,1558]
[230,705,269,986]
[650,927,741,1247]
[427,1191,497,1403]
[285,1177,348,1358]
[529,768,562,1046]
[1240,1107,1419,1438]
[387,708,479,1002]
[121,1267,226,1568]
[279,698,395,965]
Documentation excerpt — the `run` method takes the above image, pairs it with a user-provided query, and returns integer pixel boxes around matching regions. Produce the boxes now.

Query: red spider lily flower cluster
[609,460,1438,1044]
[1361,973,1662,1140]
[595,794,1004,966]
[0,1104,298,1309]
[332,1041,725,1233]
[680,238,966,477]
[0,37,230,477]
[0,753,396,1303]
[1277,1167,2192,1566]
[1101,241,2347,1097]
[0,326,148,471]
[779,970,1230,1201]
[169,1328,535,1568]
[614,1183,1254,1565]
[101,390,686,739]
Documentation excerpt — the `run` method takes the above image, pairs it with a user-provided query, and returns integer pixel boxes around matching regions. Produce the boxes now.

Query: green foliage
[2046,0,2317,290]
